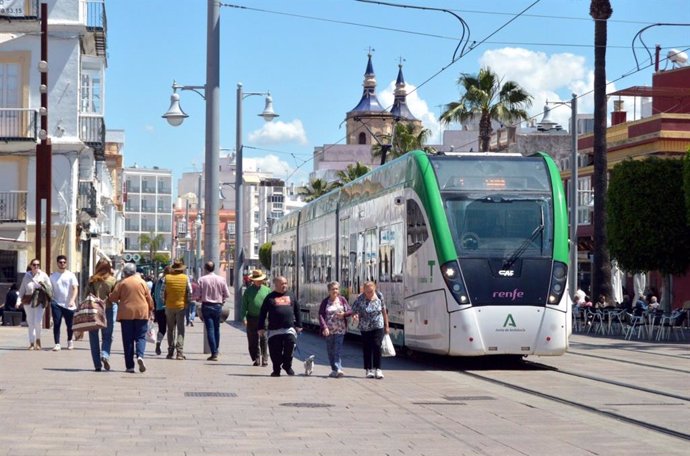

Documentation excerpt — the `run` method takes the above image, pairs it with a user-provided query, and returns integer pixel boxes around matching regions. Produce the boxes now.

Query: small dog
[304,355,315,376]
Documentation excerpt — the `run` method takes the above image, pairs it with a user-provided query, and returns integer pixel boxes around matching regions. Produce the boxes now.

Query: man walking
[258,276,302,377]
[241,270,271,366]
[161,260,192,360]
[195,261,230,361]
[49,255,79,351]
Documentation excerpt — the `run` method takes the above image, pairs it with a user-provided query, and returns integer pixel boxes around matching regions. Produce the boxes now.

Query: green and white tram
[271,150,571,356]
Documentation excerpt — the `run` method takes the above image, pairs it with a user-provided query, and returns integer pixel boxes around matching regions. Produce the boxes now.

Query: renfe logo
[492,289,525,301]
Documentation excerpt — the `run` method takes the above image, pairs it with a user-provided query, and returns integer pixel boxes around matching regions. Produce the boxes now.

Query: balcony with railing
[83,0,107,58]
[0,191,27,222]
[0,0,39,20]
[79,114,106,160]
[77,182,98,217]
[0,109,38,142]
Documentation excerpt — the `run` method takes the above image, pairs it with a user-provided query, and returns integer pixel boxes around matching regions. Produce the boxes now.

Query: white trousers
[24,306,45,343]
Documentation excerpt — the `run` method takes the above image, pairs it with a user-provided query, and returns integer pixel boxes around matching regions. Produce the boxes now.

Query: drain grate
[444,396,495,401]
[185,392,237,398]
[280,402,333,408]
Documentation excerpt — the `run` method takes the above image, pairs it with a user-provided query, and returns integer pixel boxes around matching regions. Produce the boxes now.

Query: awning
[0,33,25,45]
[243,175,261,185]
[0,237,31,250]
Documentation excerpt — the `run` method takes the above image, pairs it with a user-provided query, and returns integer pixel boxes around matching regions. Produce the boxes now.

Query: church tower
[345,53,394,145]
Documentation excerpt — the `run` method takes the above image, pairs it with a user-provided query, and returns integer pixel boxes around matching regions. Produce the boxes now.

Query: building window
[358,132,367,145]
[80,65,102,114]
[0,249,18,283]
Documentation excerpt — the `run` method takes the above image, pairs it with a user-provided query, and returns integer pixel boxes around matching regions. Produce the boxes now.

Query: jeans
[120,319,148,370]
[267,332,296,374]
[25,305,45,344]
[88,303,117,369]
[326,333,345,372]
[154,308,166,342]
[165,308,186,354]
[201,304,222,356]
[51,301,75,344]
[245,316,268,362]
[186,301,197,324]
[360,328,384,370]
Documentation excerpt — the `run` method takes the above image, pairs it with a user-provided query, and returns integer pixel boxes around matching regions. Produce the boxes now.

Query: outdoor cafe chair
[656,310,687,341]
[624,312,648,340]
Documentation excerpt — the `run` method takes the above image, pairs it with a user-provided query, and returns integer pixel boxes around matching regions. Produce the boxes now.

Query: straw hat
[249,269,266,282]
[171,259,186,272]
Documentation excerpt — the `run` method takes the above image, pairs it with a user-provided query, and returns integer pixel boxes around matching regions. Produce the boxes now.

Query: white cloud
[247,119,308,145]
[477,47,639,129]
[243,154,293,179]
[379,82,442,143]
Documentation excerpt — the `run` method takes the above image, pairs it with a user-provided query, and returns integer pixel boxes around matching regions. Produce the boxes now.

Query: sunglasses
[31,263,40,267]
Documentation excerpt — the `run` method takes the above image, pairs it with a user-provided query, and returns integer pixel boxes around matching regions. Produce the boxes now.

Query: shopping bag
[381,334,396,357]
[145,320,156,344]
[72,294,106,332]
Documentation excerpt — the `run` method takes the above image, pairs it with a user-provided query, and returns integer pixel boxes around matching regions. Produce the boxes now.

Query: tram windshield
[431,156,554,259]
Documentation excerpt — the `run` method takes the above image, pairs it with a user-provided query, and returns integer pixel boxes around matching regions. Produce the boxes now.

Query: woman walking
[108,263,154,373]
[351,281,389,379]
[18,259,51,350]
[318,281,351,378]
[86,259,117,371]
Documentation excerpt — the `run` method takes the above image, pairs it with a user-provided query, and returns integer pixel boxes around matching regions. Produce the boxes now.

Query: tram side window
[379,222,403,282]
[407,199,429,256]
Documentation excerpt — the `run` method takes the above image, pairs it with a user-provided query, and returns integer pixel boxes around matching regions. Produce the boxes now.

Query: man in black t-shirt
[258,276,302,377]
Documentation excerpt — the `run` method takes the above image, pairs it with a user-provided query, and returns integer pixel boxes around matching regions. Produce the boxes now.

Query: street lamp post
[548,94,579,295]
[234,83,279,321]
[162,0,220,270]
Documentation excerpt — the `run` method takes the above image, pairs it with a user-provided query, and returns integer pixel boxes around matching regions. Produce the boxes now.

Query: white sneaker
[328,370,338,378]
[67,341,74,350]
[137,357,147,373]
[366,369,375,378]
[375,369,384,379]
[336,370,345,378]
[52,344,61,352]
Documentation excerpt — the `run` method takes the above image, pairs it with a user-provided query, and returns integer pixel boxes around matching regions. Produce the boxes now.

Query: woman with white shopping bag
[351,281,389,379]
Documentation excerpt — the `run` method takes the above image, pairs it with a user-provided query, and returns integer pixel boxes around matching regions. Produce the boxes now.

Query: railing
[0,0,39,19]
[79,114,105,160]
[77,182,98,217]
[0,108,38,141]
[0,191,27,222]
[85,0,107,31]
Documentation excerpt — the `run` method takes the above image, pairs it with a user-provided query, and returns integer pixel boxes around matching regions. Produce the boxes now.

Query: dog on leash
[304,355,315,376]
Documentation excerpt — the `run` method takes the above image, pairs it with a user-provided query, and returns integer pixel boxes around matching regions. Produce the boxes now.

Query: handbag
[72,294,107,332]
[381,333,396,357]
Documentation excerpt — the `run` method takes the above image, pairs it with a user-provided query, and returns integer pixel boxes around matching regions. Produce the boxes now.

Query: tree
[590,0,613,302]
[608,158,690,313]
[299,178,334,202]
[371,123,435,162]
[138,232,165,263]
[259,242,272,271]
[439,67,532,152]
[331,162,371,189]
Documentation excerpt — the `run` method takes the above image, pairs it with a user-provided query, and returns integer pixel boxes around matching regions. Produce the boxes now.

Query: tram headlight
[441,260,470,306]
[547,261,568,305]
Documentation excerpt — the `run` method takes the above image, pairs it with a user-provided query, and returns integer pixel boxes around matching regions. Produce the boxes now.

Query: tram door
[353,229,377,294]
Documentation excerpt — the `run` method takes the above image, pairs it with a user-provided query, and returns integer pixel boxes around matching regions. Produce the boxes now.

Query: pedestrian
[86,259,117,372]
[108,263,153,373]
[1,283,20,323]
[195,261,230,361]
[241,269,271,366]
[351,281,389,379]
[161,259,192,360]
[49,255,79,351]
[186,279,199,327]
[18,259,51,350]
[318,281,351,378]
[257,276,302,377]
[151,266,170,355]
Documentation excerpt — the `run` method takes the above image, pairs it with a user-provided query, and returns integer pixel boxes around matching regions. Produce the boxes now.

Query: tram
[270,150,571,356]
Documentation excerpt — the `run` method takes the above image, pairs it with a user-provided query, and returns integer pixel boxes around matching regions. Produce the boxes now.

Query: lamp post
[548,94,578,295]
[234,83,279,321]
[162,0,220,270]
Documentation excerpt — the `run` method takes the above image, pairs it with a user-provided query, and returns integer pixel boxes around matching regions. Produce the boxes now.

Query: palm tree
[440,67,532,152]
[372,123,435,162]
[299,178,333,202]
[139,232,165,265]
[331,162,371,188]
[590,0,613,302]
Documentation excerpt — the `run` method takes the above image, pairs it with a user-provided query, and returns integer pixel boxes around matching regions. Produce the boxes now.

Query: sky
[106,0,690,189]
